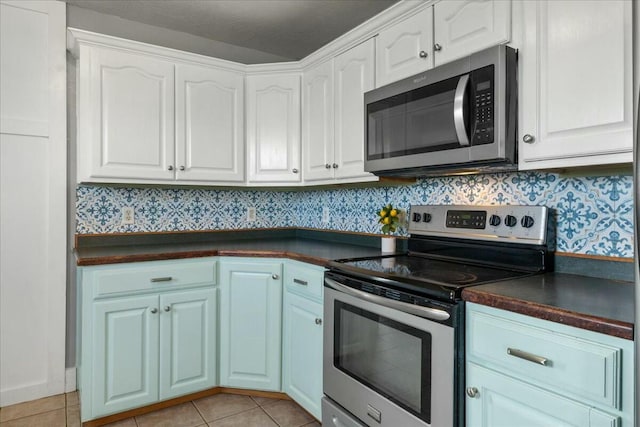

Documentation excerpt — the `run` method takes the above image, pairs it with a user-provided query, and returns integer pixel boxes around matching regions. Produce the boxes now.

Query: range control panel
[408,205,548,245]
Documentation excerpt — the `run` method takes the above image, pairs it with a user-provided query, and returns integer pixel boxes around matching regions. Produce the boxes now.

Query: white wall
[66,5,292,64]
[0,0,67,406]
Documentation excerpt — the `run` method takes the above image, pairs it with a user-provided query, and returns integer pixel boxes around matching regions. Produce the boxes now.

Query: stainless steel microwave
[364,45,517,176]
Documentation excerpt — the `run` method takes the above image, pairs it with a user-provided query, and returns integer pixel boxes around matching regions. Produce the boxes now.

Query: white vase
[381,236,396,253]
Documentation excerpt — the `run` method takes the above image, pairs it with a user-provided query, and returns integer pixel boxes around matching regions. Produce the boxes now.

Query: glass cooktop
[330,254,533,294]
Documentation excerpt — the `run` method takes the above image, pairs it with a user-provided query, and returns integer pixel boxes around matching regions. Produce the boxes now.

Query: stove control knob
[412,212,422,222]
[505,215,517,227]
[489,214,501,227]
[521,215,535,228]
[422,213,432,223]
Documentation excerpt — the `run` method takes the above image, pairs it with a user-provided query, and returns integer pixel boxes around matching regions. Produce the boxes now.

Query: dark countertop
[462,273,634,340]
[75,235,384,267]
[75,229,634,340]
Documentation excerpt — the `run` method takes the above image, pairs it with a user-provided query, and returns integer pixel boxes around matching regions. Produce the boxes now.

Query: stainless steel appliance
[323,205,551,427]
[632,0,639,423]
[364,45,517,177]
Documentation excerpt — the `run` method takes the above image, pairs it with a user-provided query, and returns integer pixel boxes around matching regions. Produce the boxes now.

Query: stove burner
[425,270,478,285]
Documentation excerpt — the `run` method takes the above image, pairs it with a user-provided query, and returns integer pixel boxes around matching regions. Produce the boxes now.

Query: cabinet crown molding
[67,28,247,73]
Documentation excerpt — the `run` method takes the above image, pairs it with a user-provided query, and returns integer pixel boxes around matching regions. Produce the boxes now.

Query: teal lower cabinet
[466,302,634,427]
[78,258,218,422]
[282,260,325,420]
[218,258,283,391]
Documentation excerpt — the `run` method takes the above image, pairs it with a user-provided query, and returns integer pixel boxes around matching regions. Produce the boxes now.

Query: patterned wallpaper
[76,172,634,258]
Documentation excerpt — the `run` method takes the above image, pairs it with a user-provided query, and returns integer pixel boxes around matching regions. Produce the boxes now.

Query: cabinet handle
[522,134,535,144]
[325,163,331,169]
[434,43,442,51]
[272,274,279,280]
[292,168,299,174]
[293,278,308,286]
[332,163,338,169]
[466,387,479,398]
[179,165,185,171]
[419,50,428,58]
[151,277,172,283]
[315,318,322,325]
[507,347,549,366]
[150,308,158,314]
[164,306,171,312]
[168,165,174,171]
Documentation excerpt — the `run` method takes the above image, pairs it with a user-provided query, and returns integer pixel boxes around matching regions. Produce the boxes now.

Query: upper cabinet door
[333,39,376,180]
[302,60,334,182]
[518,0,633,169]
[375,7,434,88]
[246,73,301,183]
[433,0,511,66]
[175,64,244,182]
[83,47,175,180]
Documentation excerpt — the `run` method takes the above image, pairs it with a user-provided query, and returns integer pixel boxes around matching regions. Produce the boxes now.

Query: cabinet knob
[522,134,535,144]
[315,318,322,325]
[292,168,299,174]
[466,387,479,398]
[325,163,331,169]
[179,165,185,171]
[150,308,158,314]
[419,50,428,58]
[168,165,174,171]
[332,163,338,169]
[164,306,171,312]
[272,274,279,280]
[434,43,442,52]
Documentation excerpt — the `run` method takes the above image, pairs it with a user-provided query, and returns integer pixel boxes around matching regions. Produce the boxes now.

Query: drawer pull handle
[150,277,173,283]
[507,347,549,366]
[293,278,308,286]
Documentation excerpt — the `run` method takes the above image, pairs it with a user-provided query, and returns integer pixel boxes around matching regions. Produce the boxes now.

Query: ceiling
[64,0,399,61]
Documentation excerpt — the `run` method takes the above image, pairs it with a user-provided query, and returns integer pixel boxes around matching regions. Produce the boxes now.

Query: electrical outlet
[122,207,134,225]
[322,206,330,224]
[247,207,256,222]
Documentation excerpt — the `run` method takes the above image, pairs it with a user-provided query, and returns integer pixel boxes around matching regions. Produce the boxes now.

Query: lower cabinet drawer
[284,262,324,301]
[89,259,217,297]
[467,308,622,410]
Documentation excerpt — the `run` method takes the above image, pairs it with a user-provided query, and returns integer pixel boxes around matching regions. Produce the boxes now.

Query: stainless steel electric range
[322,204,552,427]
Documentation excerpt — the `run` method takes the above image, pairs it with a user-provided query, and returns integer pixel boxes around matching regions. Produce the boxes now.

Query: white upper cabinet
[518,0,633,170]
[333,39,376,181]
[246,73,301,184]
[433,0,511,66]
[79,46,176,181]
[302,60,334,182]
[375,1,511,88]
[71,30,247,185]
[376,6,434,88]
[175,64,244,182]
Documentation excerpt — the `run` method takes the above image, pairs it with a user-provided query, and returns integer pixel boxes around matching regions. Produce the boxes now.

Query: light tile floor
[0,392,320,427]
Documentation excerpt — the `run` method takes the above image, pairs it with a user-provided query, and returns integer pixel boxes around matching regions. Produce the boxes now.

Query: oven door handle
[325,278,451,322]
[453,74,470,147]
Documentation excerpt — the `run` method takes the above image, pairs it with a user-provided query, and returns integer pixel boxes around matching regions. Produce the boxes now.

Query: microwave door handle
[453,74,470,146]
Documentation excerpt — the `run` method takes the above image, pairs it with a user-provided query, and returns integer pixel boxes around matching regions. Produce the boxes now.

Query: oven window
[334,301,432,423]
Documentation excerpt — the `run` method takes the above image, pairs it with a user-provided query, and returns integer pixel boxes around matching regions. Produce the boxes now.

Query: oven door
[324,281,455,427]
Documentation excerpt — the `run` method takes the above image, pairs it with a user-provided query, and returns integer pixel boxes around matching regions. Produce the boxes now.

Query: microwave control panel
[471,65,495,145]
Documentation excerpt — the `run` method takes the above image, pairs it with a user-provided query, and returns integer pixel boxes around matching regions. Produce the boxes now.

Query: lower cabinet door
[466,363,619,427]
[159,288,217,400]
[219,260,283,390]
[92,295,160,417]
[282,292,323,419]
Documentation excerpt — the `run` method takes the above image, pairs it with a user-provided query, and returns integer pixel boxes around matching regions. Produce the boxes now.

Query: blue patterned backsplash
[76,172,634,258]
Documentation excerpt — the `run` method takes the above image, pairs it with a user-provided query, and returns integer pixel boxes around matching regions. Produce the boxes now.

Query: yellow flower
[379,209,387,217]
[383,217,390,224]
[390,209,397,217]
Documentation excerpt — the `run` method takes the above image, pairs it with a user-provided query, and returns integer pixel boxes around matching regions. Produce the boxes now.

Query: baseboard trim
[82,387,290,427]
